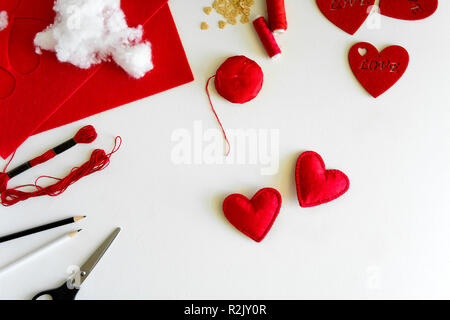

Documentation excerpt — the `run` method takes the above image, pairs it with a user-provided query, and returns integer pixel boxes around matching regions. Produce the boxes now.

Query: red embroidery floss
[0,137,121,207]
[206,56,264,156]
[266,0,288,34]
[0,125,97,193]
[253,17,282,59]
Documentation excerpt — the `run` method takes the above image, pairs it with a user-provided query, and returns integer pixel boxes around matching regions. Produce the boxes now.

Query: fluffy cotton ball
[34,0,153,79]
[113,41,153,79]
[0,11,8,31]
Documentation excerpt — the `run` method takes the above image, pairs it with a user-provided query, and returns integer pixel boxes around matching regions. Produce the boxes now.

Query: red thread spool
[253,17,281,59]
[206,56,264,155]
[266,0,287,34]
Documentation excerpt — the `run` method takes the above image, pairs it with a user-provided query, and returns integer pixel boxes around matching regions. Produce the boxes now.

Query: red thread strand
[2,151,15,173]
[206,75,231,156]
[0,137,122,207]
[266,0,287,33]
[0,173,9,193]
[74,125,97,144]
[29,150,56,167]
[0,126,97,193]
[29,125,96,168]
[253,17,282,59]
[0,151,15,193]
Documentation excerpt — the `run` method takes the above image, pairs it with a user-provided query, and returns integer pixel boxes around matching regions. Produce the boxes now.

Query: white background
[0,0,449,299]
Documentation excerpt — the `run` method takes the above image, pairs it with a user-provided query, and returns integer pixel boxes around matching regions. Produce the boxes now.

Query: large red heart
[295,151,349,208]
[223,188,282,242]
[349,42,409,98]
[316,0,375,35]
[379,0,438,20]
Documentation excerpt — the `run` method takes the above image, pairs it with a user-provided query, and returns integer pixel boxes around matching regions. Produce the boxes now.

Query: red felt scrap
[295,151,349,208]
[35,3,193,134]
[348,42,409,98]
[223,188,282,242]
[316,0,375,35]
[0,0,190,159]
[379,0,438,20]
[214,56,263,104]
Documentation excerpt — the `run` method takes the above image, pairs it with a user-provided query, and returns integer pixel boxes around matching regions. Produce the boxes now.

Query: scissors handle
[32,282,79,300]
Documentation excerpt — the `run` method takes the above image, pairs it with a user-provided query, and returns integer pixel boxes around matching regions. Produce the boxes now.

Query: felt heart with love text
[349,42,409,98]
[316,0,375,35]
[295,151,349,207]
[379,0,438,20]
[223,188,282,242]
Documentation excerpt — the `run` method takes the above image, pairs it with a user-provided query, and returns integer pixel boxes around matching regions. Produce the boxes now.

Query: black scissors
[32,228,121,300]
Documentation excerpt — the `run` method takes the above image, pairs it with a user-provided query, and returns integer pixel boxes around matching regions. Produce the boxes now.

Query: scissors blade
[79,228,121,285]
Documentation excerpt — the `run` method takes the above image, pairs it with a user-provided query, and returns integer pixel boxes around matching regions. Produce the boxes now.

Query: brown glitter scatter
[219,20,227,29]
[210,0,254,27]
[201,22,209,30]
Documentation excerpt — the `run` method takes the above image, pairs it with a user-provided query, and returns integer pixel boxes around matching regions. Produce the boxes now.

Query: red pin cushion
[0,0,169,158]
[214,56,264,104]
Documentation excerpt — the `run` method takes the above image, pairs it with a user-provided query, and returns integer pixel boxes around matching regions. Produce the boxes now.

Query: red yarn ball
[214,56,264,104]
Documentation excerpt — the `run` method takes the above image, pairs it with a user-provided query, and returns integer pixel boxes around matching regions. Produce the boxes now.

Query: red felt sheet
[0,0,193,159]
[35,3,193,134]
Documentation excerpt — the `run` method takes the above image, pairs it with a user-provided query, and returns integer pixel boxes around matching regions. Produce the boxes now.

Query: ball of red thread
[214,56,264,104]
[74,125,97,144]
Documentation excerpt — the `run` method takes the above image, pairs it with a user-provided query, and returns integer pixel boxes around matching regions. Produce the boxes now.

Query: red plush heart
[379,0,438,20]
[316,0,375,35]
[349,42,409,98]
[223,188,282,242]
[295,151,349,208]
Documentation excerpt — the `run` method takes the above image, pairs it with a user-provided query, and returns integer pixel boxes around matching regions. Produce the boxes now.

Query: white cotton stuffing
[34,0,153,79]
[0,11,8,31]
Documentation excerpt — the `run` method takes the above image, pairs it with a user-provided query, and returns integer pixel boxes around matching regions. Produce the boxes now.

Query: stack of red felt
[0,0,194,159]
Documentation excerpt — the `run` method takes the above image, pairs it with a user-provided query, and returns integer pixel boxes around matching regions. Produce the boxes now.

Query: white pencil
[0,230,81,276]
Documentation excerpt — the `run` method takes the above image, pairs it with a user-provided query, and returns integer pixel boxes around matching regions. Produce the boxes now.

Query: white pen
[0,230,81,276]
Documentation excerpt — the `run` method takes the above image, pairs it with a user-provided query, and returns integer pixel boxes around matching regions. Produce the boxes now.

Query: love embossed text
[360,58,400,73]
[330,0,372,10]
[408,0,424,15]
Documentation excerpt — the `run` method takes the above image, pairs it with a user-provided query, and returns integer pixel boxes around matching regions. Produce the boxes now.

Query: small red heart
[295,151,349,208]
[379,0,438,20]
[349,42,409,98]
[316,0,375,35]
[223,188,282,242]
